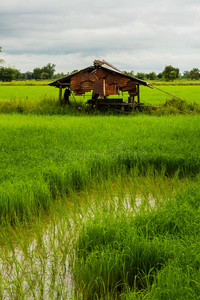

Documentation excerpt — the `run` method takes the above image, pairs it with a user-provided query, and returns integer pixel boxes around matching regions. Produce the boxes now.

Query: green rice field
[1,84,200,105]
[0,85,58,101]
[0,83,200,298]
[141,85,200,105]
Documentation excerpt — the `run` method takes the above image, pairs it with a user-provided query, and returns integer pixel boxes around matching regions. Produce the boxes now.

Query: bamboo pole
[150,85,185,101]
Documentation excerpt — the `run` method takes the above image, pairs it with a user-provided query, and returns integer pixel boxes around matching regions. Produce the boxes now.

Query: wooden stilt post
[137,84,140,104]
[95,99,98,111]
[58,84,62,106]
[92,93,98,110]
[131,96,135,112]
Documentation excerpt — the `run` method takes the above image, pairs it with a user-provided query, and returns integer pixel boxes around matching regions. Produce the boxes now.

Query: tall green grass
[0,83,200,298]
[73,181,200,299]
[0,114,200,224]
[0,172,198,299]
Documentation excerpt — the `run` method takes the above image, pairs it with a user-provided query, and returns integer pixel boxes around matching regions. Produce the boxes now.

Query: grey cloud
[1,0,200,72]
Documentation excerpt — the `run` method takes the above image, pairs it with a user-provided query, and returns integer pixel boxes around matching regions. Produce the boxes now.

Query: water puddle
[0,192,157,298]
[0,222,75,299]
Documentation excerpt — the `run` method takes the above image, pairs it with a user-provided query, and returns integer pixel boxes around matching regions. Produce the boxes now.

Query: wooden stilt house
[48,60,151,111]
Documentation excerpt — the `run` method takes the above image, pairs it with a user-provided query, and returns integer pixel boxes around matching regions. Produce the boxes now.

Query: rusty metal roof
[94,60,125,75]
[94,60,150,86]
[48,60,150,87]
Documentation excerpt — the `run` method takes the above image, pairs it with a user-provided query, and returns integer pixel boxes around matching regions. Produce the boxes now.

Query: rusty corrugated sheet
[93,78,104,96]
[121,81,136,92]
[70,66,137,96]
[95,68,110,79]
[105,83,117,96]
[71,72,96,94]
[106,73,128,87]
[80,81,95,92]
[48,65,95,87]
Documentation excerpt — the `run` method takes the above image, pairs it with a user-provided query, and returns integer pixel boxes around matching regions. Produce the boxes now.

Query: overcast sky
[0,0,200,74]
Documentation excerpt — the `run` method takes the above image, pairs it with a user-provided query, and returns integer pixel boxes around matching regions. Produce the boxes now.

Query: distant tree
[25,71,33,80]
[18,73,26,80]
[33,63,56,80]
[125,70,134,77]
[0,67,19,82]
[41,63,56,79]
[53,72,67,79]
[40,72,49,80]
[0,47,5,65]
[157,72,163,79]
[148,72,157,80]
[169,70,176,81]
[136,72,146,80]
[182,71,190,79]
[32,68,42,80]
[13,69,21,80]
[189,68,200,80]
[71,69,78,74]
[163,65,179,81]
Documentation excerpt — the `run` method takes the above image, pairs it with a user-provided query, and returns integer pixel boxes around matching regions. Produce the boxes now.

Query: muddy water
[0,222,74,299]
[0,193,156,299]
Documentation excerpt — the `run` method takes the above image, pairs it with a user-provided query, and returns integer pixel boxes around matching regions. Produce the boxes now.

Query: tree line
[1,47,200,82]
[124,65,200,81]
[0,47,66,81]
